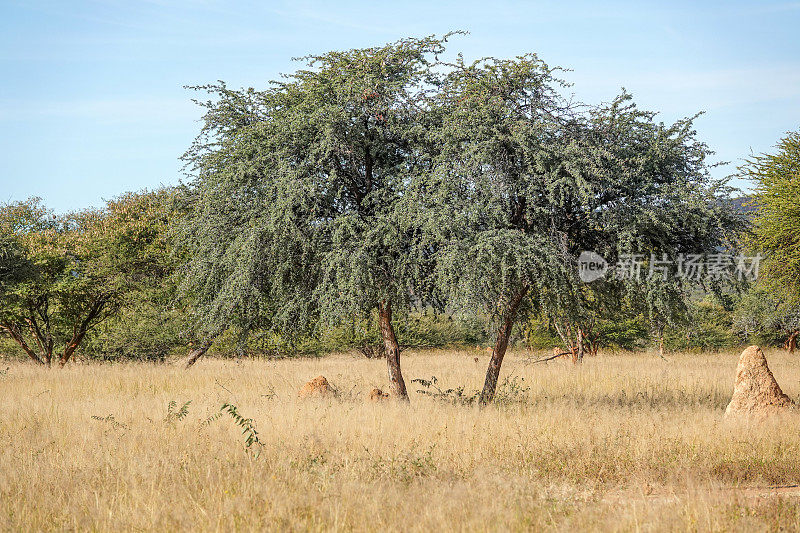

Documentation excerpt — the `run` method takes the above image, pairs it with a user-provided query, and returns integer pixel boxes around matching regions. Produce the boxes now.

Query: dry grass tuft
[2,349,800,531]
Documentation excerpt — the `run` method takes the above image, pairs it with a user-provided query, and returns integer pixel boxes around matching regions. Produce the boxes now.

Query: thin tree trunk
[1,323,46,365]
[552,321,573,360]
[587,330,600,356]
[654,323,667,360]
[183,334,219,369]
[785,330,799,354]
[378,300,408,401]
[575,328,584,364]
[479,286,528,406]
[26,317,50,364]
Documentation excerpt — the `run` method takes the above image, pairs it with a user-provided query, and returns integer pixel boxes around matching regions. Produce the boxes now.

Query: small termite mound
[368,388,389,402]
[298,376,334,399]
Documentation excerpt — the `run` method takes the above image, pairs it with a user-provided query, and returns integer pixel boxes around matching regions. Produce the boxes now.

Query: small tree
[82,189,187,362]
[427,55,577,403]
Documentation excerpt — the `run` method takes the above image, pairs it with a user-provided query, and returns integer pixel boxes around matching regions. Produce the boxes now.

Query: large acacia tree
[178,36,450,398]
[428,56,742,404]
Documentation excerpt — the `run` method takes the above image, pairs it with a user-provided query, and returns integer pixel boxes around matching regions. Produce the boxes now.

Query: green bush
[81,303,190,362]
[664,300,738,351]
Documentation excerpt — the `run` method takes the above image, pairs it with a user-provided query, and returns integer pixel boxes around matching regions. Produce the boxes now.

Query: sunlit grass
[2,349,800,531]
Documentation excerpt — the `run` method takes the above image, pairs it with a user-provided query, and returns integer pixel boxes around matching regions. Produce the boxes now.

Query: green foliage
[664,299,738,351]
[427,54,574,323]
[0,198,116,365]
[0,189,183,365]
[81,188,189,361]
[219,403,263,457]
[746,130,800,300]
[732,286,800,345]
[204,310,487,358]
[523,314,649,351]
[82,302,189,362]
[424,52,743,358]
[317,311,486,354]
[165,400,192,423]
[521,318,561,349]
[176,35,455,346]
[412,375,530,406]
[0,36,775,366]
[594,316,650,351]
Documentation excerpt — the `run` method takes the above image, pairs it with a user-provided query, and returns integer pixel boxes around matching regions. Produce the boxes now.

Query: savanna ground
[2,349,800,532]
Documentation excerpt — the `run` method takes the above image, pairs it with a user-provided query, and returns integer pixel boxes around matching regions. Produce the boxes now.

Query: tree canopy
[176,35,455,396]
[0,190,174,366]
[739,129,800,351]
[747,130,800,300]
[422,55,743,402]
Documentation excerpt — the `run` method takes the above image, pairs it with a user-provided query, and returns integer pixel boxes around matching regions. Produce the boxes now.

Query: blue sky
[1,0,799,212]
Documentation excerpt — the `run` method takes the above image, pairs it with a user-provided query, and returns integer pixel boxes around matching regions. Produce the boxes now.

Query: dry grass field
[2,349,800,531]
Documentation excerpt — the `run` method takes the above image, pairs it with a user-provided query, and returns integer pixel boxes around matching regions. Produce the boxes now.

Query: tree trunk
[785,330,799,354]
[183,334,218,369]
[58,298,106,367]
[59,329,88,367]
[1,323,46,365]
[652,322,666,360]
[378,300,409,401]
[552,321,574,361]
[479,286,528,406]
[575,328,584,364]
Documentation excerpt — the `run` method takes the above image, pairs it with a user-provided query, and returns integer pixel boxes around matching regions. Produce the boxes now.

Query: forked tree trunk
[183,334,218,369]
[479,286,528,406]
[58,298,106,367]
[378,300,409,401]
[785,330,799,354]
[552,321,586,365]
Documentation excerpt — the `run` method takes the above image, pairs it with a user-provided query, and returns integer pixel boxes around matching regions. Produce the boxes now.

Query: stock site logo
[578,251,609,282]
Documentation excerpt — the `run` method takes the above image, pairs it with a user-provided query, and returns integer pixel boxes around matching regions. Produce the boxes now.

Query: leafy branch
[220,403,264,457]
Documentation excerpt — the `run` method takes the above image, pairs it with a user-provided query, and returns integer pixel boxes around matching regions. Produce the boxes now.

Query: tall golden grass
[2,349,800,531]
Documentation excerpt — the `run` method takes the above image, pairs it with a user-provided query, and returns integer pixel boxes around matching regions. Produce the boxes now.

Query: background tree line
[1,35,798,401]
